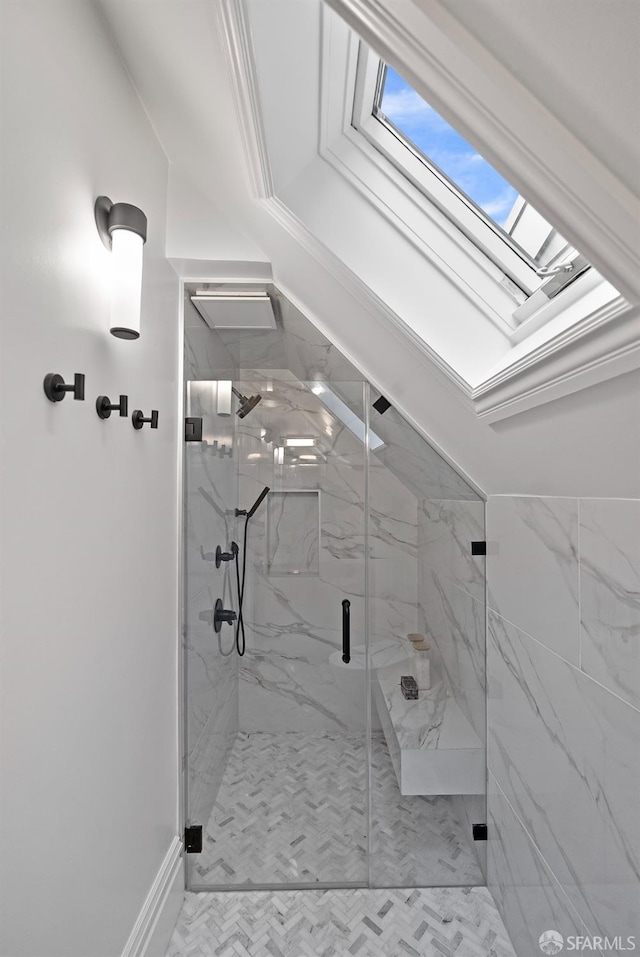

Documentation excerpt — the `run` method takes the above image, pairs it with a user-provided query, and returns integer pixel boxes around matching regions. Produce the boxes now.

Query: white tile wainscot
[373,658,485,795]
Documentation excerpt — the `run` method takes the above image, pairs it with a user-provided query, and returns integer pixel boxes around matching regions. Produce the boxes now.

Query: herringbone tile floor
[192,733,482,887]
[166,886,517,956]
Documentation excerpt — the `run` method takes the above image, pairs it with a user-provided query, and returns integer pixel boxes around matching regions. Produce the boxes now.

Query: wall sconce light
[94,196,147,340]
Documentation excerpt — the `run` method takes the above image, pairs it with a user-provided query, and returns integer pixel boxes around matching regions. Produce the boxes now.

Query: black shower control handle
[213,598,237,633]
[215,544,238,568]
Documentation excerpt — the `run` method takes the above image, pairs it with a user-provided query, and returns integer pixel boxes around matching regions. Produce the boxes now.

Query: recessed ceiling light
[284,437,315,447]
[192,294,270,302]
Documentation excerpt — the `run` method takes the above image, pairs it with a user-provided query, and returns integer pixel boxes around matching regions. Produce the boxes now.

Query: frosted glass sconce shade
[95,196,147,340]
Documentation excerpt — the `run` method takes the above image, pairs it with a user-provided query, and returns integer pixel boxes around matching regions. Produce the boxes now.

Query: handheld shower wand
[233,486,270,655]
[236,485,270,519]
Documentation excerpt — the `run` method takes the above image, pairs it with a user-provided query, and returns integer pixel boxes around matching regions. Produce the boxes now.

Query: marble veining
[266,490,319,574]
[418,499,485,602]
[487,773,593,957]
[375,661,483,753]
[487,609,640,941]
[487,496,580,664]
[579,498,640,710]
[240,646,355,733]
[421,576,485,730]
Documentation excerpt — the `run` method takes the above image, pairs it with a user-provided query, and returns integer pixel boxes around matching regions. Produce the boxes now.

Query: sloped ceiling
[438,0,639,197]
[98,0,640,498]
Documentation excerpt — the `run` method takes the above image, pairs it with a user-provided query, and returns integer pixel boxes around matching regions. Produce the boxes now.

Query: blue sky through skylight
[380,68,519,228]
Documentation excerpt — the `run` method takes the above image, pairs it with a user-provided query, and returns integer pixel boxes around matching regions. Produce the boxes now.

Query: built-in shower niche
[266,490,320,576]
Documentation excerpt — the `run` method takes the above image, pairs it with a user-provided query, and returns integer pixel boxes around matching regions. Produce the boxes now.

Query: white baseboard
[121,837,184,957]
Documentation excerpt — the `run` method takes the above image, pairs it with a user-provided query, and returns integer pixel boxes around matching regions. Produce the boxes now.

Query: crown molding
[473,299,639,421]
[212,0,273,198]
[324,0,640,306]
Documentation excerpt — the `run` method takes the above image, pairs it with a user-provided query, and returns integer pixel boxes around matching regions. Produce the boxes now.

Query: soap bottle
[413,640,431,690]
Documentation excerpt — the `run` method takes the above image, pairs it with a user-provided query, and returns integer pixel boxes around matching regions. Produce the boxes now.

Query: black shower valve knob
[96,394,128,419]
[213,599,237,633]
[132,409,159,430]
[215,543,238,568]
[43,372,85,403]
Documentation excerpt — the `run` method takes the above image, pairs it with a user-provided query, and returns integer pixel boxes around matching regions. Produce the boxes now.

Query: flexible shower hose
[233,515,250,656]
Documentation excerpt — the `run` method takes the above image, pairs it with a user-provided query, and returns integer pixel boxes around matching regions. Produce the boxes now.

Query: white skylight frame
[352,47,585,302]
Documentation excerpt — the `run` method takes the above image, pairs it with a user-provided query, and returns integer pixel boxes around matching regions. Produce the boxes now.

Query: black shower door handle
[342,599,351,664]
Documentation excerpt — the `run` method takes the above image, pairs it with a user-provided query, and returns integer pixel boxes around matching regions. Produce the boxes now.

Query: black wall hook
[132,409,158,430]
[96,395,128,419]
[43,373,85,403]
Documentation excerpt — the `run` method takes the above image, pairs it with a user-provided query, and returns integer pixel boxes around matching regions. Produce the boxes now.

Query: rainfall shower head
[232,386,262,418]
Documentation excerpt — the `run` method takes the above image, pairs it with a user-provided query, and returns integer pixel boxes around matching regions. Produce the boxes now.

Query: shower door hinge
[471,541,486,556]
[184,825,203,853]
[472,823,488,841]
[185,417,203,442]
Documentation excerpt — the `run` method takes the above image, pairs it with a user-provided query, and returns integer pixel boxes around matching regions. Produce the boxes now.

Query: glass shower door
[366,393,487,888]
[183,374,370,889]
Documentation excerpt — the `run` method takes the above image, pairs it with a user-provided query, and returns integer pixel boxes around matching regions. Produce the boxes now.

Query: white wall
[439,0,640,198]
[0,4,180,955]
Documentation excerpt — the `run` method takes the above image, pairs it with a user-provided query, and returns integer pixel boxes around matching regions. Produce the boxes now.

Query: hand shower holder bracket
[215,543,238,568]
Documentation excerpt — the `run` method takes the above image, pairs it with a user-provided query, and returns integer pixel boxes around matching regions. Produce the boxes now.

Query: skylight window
[353,54,593,311]
[379,66,519,231]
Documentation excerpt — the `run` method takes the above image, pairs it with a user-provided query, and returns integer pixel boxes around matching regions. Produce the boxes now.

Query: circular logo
[539,930,564,954]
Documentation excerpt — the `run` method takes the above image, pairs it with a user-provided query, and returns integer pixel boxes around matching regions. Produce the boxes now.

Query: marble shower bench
[372,659,485,796]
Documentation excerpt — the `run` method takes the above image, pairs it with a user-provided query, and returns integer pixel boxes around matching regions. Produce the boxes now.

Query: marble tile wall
[184,324,240,828]
[417,499,486,746]
[235,375,419,734]
[486,495,640,955]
